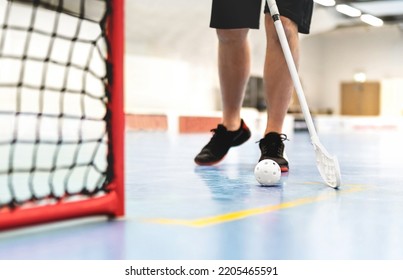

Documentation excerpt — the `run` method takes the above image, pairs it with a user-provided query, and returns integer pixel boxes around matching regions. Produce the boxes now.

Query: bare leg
[216,29,250,131]
[263,15,299,135]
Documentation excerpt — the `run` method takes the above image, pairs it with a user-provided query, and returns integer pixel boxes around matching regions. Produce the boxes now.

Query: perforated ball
[254,159,281,185]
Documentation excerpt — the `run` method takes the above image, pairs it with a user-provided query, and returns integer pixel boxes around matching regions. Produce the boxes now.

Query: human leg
[263,15,299,135]
[194,29,252,166]
[258,0,314,171]
[217,28,251,131]
[194,0,262,165]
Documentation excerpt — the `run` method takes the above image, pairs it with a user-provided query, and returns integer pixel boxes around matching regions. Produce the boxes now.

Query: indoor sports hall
[1,0,403,260]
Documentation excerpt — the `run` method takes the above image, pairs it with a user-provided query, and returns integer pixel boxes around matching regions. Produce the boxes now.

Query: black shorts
[210,0,313,34]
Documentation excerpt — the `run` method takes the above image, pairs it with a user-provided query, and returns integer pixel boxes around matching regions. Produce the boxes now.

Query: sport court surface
[1,126,403,260]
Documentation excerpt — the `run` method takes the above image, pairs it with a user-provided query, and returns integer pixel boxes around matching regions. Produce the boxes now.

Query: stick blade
[312,140,341,188]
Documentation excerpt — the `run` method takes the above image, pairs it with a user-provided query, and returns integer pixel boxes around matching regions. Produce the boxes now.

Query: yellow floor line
[144,185,366,228]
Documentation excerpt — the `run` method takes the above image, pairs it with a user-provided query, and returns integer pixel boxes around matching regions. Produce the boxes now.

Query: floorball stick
[266,0,341,188]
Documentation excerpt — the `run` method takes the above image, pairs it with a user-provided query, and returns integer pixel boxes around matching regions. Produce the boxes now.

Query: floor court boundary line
[143,184,369,228]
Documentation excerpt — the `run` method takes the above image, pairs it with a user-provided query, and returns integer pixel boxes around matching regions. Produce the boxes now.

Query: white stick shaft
[267,0,318,141]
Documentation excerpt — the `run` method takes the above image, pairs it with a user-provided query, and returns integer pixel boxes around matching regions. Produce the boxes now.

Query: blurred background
[125,0,403,133]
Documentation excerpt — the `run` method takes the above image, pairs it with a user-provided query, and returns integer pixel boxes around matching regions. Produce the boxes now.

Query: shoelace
[204,125,229,148]
[210,125,226,138]
[256,134,289,157]
[278,134,289,142]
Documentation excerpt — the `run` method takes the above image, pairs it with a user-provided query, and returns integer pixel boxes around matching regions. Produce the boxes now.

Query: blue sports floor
[1,129,403,259]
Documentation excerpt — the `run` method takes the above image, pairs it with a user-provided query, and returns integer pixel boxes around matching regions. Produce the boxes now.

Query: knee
[216,29,249,45]
[281,17,298,39]
[265,16,297,43]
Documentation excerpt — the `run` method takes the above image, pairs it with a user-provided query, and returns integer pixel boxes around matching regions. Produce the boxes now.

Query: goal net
[0,0,124,230]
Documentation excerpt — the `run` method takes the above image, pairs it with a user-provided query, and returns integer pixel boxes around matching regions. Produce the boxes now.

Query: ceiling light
[360,14,384,27]
[336,4,362,17]
[314,0,336,7]
[354,72,367,83]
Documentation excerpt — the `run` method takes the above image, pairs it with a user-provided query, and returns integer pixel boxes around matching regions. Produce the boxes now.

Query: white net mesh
[0,0,111,208]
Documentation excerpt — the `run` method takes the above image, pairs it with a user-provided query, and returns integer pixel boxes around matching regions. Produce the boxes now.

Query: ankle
[223,119,242,131]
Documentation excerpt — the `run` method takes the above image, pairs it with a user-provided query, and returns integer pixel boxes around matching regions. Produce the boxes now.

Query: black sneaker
[194,119,251,166]
[258,132,289,172]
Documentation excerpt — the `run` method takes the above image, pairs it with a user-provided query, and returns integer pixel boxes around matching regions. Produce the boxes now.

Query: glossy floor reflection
[1,130,403,259]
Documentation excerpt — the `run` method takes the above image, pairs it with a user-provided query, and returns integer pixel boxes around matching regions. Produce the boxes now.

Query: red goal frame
[0,0,125,230]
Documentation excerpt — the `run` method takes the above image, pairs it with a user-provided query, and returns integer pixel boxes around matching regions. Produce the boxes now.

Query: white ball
[254,159,281,185]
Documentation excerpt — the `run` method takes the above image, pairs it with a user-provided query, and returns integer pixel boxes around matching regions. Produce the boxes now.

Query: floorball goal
[0,0,125,230]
